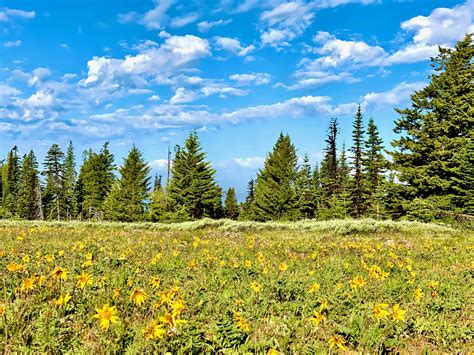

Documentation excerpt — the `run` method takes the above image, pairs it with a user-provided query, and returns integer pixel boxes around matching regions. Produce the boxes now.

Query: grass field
[0,220,472,352]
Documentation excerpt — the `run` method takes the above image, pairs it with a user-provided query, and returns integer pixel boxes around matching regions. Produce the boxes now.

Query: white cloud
[288,70,359,89]
[229,73,271,85]
[28,67,52,86]
[233,157,265,169]
[3,40,21,47]
[0,8,35,22]
[148,94,161,101]
[169,13,200,28]
[169,87,199,104]
[0,84,21,105]
[197,19,232,32]
[361,81,426,111]
[150,159,169,168]
[117,0,173,29]
[214,36,255,56]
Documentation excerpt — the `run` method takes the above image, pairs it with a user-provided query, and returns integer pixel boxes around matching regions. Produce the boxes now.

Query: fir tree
[320,118,339,206]
[63,141,78,219]
[297,154,316,219]
[224,187,239,219]
[153,174,162,191]
[461,134,474,215]
[18,151,42,220]
[239,178,255,220]
[43,144,66,220]
[311,162,322,216]
[2,146,20,216]
[337,142,352,215]
[104,145,151,222]
[252,133,299,221]
[391,34,474,213]
[351,105,365,217]
[168,131,222,219]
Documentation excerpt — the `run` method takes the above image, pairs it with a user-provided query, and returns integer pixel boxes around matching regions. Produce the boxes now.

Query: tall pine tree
[320,118,339,207]
[297,154,316,219]
[2,146,20,216]
[18,151,42,220]
[224,187,239,219]
[43,144,66,220]
[63,141,78,219]
[351,105,365,217]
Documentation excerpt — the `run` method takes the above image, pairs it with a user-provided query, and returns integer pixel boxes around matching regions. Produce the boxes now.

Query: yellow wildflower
[392,304,406,322]
[7,262,24,272]
[414,288,424,302]
[93,304,119,330]
[143,320,166,340]
[373,303,390,321]
[54,293,72,308]
[328,335,347,350]
[76,272,94,289]
[278,263,288,272]
[310,310,326,326]
[113,288,121,298]
[150,276,161,289]
[51,267,68,281]
[309,282,320,293]
[349,275,366,290]
[250,281,262,293]
[21,277,36,291]
[159,312,186,329]
[131,288,148,306]
[233,311,250,333]
[0,304,5,316]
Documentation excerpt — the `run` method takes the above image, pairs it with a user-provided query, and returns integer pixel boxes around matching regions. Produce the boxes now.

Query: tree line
[0,34,472,223]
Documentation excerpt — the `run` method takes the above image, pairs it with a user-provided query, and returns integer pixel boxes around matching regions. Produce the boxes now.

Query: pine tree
[63,141,78,219]
[337,142,352,215]
[391,34,474,213]
[239,178,255,220]
[320,118,339,206]
[351,105,365,217]
[18,151,42,220]
[297,154,316,219]
[168,131,222,219]
[461,134,474,215]
[104,145,151,222]
[364,118,387,219]
[77,142,115,219]
[153,174,162,191]
[224,187,239,219]
[2,146,20,216]
[252,133,299,221]
[43,144,66,220]
[311,163,322,216]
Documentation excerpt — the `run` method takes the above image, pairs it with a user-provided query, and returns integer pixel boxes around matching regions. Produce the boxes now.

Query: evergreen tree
[224,187,239,219]
[63,141,78,219]
[18,151,42,220]
[239,178,255,220]
[391,34,474,213]
[320,118,339,206]
[43,144,66,220]
[77,142,115,219]
[252,133,299,221]
[351,105,365,217]
[461,135,474,215]
[311,163,322,216]
[168,131,222,219]
[104,145,151,222]
[2,146,20,216]
[297,154,316,219]
[153,174,162,191]
[364,118,387,219]
[337,142,352,215]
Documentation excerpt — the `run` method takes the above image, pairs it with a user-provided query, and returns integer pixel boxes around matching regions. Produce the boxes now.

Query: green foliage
[391,34,474,213]
[2,146,20,216]
[351,105,366,217]
[239,179,255,221]
[42,144,66,220]
[63,141,78,219]
[320,118,339,203]
[296,154,316,219]
[224,187,239,220]
[17,151,42,220]
[252,133,299,221]
[104,145,151,222]
[169,131,222,219]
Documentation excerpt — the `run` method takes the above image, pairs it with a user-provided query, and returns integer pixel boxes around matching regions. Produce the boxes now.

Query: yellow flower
[428,281,439,290]
[51,267,68,281]
[54,293,72,308]
[278,263,288,272]
[250,281,262,293]
[171,299,185,317]
[143,320,166,340]
[349,275,366,290]
[310,311,326,326]
[309,282,320,293]
[21,277,36,291]
[44,254,55,263]
[233,311,250,333]
[76,272,94,289]
[93,304,119,330]
[0,304,5,316]
[58,250,65,257]
[267,349,279,355]
[7,262,24,272]
[159,312,186,329]
[113,288,121,298]
[131,288,148,306]
[22,255,30,263]
[391,304,406,322]
[414,288,424,302]
[188,259,198,271]
[328,335,347,350]
[373,303,390,321]
[319,299,328,312]
[150,276,161,289]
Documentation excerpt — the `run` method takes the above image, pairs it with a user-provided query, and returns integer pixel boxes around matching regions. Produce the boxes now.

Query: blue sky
[1,0,473,199]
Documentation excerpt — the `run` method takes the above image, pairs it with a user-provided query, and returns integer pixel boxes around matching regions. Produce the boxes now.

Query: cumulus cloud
[361,81,426,111]
[0,84,22,105]
[117,0,173,29]
[28,67,52,86]
[233,157,265,168]
[0,7,36,22]
[229,73,271,85]
[197,19,232,32]
[3,40,21,47]
[214,36,255,57]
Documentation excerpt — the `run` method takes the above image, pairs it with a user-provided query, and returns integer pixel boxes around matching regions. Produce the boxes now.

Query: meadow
[0,219,472,353]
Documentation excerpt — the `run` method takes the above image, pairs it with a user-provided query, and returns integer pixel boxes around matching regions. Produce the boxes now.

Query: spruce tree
[311,163,322,217]
[391,34,473,213]
[337,142,352,215]
[252,133,299,221]
[320,118,339,206]
[2,146,20,216]
[297,154,316,219]
[224,187,239,219]
[461,135,474,215]
[239,178,255,220]
[351,105,365,217]
[168,131,222,219]
[43,144,66,220]
[63,141,78,219]
[104,145,151,222]
[18,151,42,220]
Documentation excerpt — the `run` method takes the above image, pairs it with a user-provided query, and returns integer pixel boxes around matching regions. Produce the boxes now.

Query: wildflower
[34,274,46,286]
[257,252,265,263]
[96,276,107,287]
[278,263,288,272]
[233,311,250,333]
[93,304,119,330]
[150,276,161,289]
[113,288,121,298]
[328,335,347,350]
[76,272,94,289]
[58,250,64,257]
[309,282,320,293]
[414,288,424,302]
[22,255,30,263]
[0,304,5,316]
[54,293,72,308]
[310,310,326,326]
[392,304,406,322]
[349,275,366,290]
[250,281,262,293]
[244,260,252,268]
[267,349,279,355]
[51,267,68,281]
[7,262,23,272]
[21,277,36,291]
[428,281,439,290]
[159,312,186,329]
[170,299,185,317]
[368,265,389,280]
[188,259,198,271]
[44,254,55,263]
[131,288,148,306]
[143,320,166,340]
[319,299,328,312]
[373,303,390,321]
